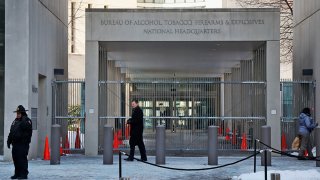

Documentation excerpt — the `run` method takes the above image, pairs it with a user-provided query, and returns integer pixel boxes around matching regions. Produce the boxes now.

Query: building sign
[87,9,279,41]
[100,19,265,35]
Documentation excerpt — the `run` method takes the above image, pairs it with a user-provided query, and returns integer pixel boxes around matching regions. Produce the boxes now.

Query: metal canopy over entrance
[84,8,281,155]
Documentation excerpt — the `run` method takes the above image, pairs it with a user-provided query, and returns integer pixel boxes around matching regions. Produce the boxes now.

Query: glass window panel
[165,0,175,3]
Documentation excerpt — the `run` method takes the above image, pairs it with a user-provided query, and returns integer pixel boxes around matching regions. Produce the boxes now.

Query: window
[31,108,38,130]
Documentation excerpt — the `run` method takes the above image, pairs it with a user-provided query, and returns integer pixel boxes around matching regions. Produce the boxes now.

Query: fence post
[316,127,320,167]
[254,139,257,173]
[208,126,218,165]
[50,124,61,165]
[103,125,113,165]
[261,126,271,166]
[156,125,166,165]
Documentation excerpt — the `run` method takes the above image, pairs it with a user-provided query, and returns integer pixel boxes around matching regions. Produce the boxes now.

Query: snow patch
[232,170,320,180]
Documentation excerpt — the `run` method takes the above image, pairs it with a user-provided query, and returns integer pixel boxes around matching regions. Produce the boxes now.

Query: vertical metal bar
[119,151,122,178]
[254,139,257,173]
[264,150,267,180]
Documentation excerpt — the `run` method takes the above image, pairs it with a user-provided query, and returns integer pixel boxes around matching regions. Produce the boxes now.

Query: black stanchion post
[316,127,320,167]
[119,151,122,179]
[254,139,257,173]
[264,150,267,180]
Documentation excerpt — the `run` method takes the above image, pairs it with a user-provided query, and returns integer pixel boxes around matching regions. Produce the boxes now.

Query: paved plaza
[1,154,320,180]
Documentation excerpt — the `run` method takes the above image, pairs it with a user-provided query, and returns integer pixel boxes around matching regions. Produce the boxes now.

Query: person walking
[7,105,33,179]
[298,107,318,159]
[125,100,147,161]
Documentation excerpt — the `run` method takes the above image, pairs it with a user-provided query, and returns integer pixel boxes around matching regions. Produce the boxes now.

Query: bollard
[261,126,271,166]
[103,125,113,165]
[271,173,281,180]
[316,127,320,167]
[208,126,218,165]
[156,125,166,165]
[50,124,61,165]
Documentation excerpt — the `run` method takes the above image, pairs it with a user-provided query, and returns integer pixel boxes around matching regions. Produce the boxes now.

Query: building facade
[1,0,68,161]
[68,0,137,79]
[68,0,222,79]
[293,0,320,118]
[84,8,281,155]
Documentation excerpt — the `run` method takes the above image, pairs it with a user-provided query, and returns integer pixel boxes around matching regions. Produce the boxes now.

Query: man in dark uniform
[7,105,33,179]
[125,100,147,161]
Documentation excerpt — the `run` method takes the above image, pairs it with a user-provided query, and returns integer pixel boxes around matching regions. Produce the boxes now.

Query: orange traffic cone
[232,129,237,145]
[117,130,123,146]
[64,134,70,154]
[281,132,288,151]
[43,135,50,160]
[60,138,64,156]
[113,132,119,149]
[75,128,81,149]
[241,133,247,151]
[225,127,230,141]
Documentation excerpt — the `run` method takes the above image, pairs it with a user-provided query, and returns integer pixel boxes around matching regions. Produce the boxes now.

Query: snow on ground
[233,170,320,180]
[1,155,320,180]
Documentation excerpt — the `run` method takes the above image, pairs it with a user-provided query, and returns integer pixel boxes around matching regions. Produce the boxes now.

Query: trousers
[129,134,147,160]
[298,133,313,157]
[12,143,29,177]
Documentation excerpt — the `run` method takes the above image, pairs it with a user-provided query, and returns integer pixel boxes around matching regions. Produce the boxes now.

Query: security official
[125,100,147,161]
[7,105,33,179]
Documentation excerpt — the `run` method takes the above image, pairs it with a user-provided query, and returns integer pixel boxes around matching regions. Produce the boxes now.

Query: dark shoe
[141,158,147,162]
[124,157,134,161]
[17,176,28,180]
[298,157,307,160]
[10,175,18,179]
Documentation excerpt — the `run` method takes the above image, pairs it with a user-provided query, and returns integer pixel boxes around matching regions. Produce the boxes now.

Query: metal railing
[52,79,85,152]
[98,117,265,152]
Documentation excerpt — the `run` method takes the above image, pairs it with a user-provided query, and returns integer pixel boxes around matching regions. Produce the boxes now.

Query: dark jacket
[127,106,144,137]
[7,115,33,145]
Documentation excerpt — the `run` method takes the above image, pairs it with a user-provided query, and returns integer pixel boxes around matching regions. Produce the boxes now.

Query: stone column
[85,41,99,156]
[266,41,281,151]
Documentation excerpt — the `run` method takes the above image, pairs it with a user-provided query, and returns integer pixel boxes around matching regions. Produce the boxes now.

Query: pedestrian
[7,105,33,179]
[298,107,318,160]
[125,100,147,162]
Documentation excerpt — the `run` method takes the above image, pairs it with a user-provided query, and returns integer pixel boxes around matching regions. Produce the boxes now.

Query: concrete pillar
[3,0,30,161]
[261,126,271,166]
[220,75,225,117]
[208,126,218,165]
[85,41,99,156]
[156,125,165,165]
[266,41,281,151]
[103,125,113,165]
[50,124,61,165]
